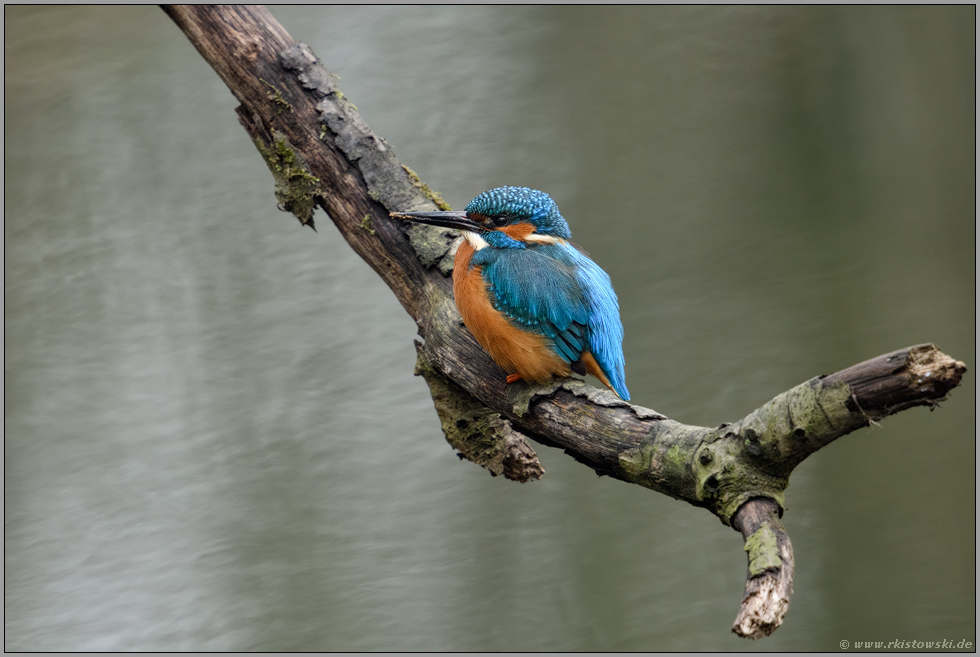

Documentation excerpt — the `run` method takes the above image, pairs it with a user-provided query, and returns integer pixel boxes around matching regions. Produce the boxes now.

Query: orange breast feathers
[452,240,570,383]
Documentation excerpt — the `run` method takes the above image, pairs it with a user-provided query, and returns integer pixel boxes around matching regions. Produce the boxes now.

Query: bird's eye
[491,216,508,227]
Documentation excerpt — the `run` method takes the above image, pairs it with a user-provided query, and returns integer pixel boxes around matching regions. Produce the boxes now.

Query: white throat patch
[463,231,490,251]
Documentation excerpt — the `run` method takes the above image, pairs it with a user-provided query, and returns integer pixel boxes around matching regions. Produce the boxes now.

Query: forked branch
[162,5,967,638]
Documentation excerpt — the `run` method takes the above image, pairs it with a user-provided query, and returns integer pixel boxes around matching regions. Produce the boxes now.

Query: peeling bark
[161,5,968,638]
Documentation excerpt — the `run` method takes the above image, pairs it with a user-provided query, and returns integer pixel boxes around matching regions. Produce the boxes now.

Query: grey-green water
[5,6,974,651]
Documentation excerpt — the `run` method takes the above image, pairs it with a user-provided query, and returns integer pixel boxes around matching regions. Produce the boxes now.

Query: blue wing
[473,245,589,364]
[473,242,629,400]
[562,245,629,401]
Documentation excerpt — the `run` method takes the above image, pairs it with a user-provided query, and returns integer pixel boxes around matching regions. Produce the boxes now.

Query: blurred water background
[5,6,974,651]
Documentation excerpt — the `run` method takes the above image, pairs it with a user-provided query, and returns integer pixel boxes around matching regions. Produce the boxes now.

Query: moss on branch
[744,522,781,576]
[415,345,545,482]
[253,132,321,229]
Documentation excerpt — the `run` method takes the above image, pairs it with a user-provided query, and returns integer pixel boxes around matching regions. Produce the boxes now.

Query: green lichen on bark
[499,371,859,524]
[402,165,451,211]
[695,430,789,524]
[665,443,687,475]
[405,223,459,275]
[618,443,657,481]
[744,522,781,575]
[260,78,292,114]
[613,421,708,504]
[734,377,855,475]
[687,377,862,525]
[414,347,544,482]
[253,133,322,228]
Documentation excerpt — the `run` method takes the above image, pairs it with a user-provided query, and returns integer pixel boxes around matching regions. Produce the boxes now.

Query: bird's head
[390,186,571,249]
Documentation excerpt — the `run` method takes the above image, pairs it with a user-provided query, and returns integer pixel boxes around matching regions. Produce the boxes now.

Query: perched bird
[391,186,629,401]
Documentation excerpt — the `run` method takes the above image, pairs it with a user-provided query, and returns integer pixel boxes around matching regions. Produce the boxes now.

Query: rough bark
[731,498,794,639]
[161,5,968,639]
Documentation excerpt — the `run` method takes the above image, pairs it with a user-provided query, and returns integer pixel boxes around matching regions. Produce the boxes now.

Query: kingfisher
[391,186,629,401]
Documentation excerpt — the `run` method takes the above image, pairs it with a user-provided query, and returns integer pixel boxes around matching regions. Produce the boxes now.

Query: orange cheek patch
[499,222,537,241]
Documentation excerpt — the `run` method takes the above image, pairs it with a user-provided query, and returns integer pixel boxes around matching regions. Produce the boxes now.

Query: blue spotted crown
[465,187,572,239]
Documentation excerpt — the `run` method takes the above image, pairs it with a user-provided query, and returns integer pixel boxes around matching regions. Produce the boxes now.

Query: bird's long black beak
[389,210,487,233]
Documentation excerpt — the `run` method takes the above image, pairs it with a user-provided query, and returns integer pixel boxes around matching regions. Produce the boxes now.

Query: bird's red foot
[505,373,523,384]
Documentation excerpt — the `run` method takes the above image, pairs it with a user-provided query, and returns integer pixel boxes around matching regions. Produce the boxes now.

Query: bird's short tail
[582,352,630,401]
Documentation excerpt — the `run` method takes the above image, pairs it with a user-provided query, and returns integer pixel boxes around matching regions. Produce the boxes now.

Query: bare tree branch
[731,498,794,639]
[161,5,968,638]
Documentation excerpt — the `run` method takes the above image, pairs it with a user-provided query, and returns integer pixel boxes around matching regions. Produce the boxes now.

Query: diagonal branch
[161,5,967,638]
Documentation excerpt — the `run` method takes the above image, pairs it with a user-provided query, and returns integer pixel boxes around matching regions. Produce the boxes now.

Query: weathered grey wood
[824,343,965,418]
[161,5,967,638]
[731,498,794,639]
